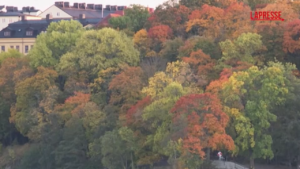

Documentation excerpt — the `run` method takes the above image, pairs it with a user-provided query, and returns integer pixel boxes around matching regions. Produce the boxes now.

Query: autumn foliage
[182,49,215,76]
[283,19,300,54]
[171,93,235,158]
[148,25,173,42]
[2,0,300,168]
[186,5,224,40]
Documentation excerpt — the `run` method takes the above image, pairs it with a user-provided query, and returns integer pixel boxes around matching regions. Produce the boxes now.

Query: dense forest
[1,0,300,168]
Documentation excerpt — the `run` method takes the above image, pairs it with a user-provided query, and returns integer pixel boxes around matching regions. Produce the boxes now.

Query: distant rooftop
[0,5,41,17]
[51,2,128,18]
[0,15,101,38]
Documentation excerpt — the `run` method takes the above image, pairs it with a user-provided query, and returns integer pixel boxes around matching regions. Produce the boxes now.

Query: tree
[124,4,151,32]
[221,62,294,168]
[29,20,84,68]
[171,93,234,159]
[223,2,253,39]
[186,5,224,41]
[108,66,146,121]
[0,49,23,64]
[142,82,188,157]
[148,25,173,43]
[271,66,300,167]
[178,36,222,60]
[180,0,219,8]
[0,57,33,145]
[182,49,216,82]
[58,28,140,80]
[146,4,190,36]
[101,129,131,169]
[159,37,185,62]
[283,19,300,54]
[133,29,151,58]
[10,67,58,139]
[109,16,131,30]
[218,33,264,69]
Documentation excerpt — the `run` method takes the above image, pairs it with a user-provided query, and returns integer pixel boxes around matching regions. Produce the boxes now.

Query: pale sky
[2,0,168,11]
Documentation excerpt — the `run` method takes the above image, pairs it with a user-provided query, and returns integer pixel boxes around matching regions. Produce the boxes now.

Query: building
[0,6,42,31]
[38,2,127,19]
[0,14,101,55]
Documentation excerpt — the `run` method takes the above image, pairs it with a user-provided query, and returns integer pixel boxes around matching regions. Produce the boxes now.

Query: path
[212,160,248,169]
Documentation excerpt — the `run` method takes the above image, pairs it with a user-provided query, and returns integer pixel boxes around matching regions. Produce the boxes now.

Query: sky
[2,0,168,11]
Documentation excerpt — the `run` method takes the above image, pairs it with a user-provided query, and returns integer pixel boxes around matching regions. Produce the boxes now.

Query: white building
[0,6,42,31]
[38,2,126,19]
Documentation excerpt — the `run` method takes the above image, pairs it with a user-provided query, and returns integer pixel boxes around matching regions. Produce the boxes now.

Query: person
[217,151,222,160]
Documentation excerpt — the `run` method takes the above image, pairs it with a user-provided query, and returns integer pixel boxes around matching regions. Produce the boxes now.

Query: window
[1,46,5,52]
[57,12,60,16]
[2,19,5,23]
[26,31,33,36]
[25,45,28,53]
[10,46,14,49]
[16,46,19,51]
[4,31,10,36]
[9,19,12,23]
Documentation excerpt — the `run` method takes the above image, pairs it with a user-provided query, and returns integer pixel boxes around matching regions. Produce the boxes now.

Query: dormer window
[4,31,10,36]
[26,31,33,36]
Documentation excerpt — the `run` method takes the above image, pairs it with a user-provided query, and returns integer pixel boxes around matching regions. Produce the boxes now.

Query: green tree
[108,4,149,33]
[217,33,265,70]
[221,61,293,168]
[29,20,84,68]
[109,16,131,30]
[0,49,23,64]
[58,28,140,80]
[101,129,131,169]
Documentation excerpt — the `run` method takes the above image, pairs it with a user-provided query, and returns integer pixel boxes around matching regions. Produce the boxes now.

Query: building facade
[0,14,101,55]
[0,6,42,31]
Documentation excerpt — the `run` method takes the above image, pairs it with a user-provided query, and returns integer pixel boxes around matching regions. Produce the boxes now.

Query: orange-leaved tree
[283,19,300,55]
[148,24,173,43]
[109,66,145,122]
[171,93,235,159]
[182,49,215,76]
[223,2,253,39]
[186,5,224,41]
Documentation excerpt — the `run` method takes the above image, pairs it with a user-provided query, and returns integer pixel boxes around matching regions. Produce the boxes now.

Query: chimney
[111,5,118,11]
[55,1,64,8]
[64,2,70,8]
[87,4,95,10]
[46,14,53,20]
[79,3,86,9]
[79,14,85,19]
[106,5,111,11]
[6,6,13,12]
[73,3,79,9]
[117,6,125,10]
[95,4,102,10]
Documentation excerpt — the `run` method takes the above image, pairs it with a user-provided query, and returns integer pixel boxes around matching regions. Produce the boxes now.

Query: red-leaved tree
[148,25,173,42]
[171,93,234,158]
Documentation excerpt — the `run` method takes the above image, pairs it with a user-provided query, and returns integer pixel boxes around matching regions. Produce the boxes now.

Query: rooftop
[51,2,127,18]
[0,5,41,17]
[0,15,101,38]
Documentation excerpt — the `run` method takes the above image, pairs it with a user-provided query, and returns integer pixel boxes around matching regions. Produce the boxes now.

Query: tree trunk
[206,148,211,161]
[250,156,255,169]
[131,152,135,169]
